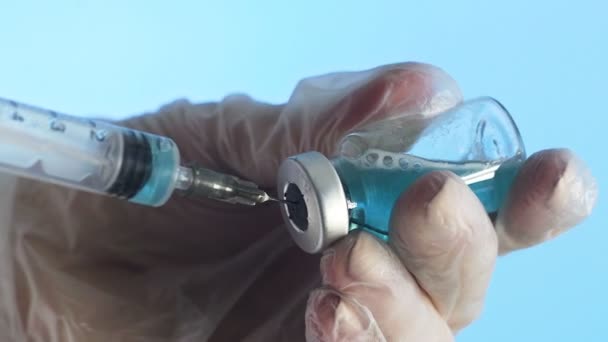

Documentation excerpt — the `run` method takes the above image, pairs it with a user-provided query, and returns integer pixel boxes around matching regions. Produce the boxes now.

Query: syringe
[0,97,276,207]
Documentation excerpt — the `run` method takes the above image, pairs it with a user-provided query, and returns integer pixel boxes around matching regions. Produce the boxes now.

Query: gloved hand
[0,62,597,342]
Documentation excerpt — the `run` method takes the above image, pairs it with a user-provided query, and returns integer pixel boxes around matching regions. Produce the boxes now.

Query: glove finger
[135,63,462,188]
[120,98,284,181]
[388,171,498,332]
[306,231,454,341]
[496,149,598,254]
[278,62,463,158]
[306,289,385,341]
[265,62,462,187]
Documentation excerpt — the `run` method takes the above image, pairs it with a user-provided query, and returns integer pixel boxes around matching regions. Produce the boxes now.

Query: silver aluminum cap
[276,151,349,254]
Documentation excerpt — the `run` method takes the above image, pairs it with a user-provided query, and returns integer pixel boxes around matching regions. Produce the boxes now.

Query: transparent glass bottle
[277,97,526,254]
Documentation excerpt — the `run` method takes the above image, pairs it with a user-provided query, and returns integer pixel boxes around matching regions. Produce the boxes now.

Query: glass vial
[277,97,526,253]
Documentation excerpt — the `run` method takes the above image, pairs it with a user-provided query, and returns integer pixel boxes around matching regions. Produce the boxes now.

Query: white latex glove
[0,62,597,342]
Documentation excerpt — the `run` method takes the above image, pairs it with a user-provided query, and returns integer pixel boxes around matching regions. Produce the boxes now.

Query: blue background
[1,1,605,340]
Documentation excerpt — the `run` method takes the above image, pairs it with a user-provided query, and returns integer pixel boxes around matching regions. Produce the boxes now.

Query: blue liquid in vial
[332,150,522,241]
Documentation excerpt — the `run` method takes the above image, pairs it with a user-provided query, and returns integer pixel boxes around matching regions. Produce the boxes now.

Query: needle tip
[263,194,289,204]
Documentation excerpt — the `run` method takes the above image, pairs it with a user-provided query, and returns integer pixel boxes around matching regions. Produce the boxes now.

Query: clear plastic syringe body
[0,97,187,206]
[0,98,274,206]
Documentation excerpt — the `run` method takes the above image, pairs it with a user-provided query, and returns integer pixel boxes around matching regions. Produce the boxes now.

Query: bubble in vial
[383,156,393,167]
[366,153,379,164]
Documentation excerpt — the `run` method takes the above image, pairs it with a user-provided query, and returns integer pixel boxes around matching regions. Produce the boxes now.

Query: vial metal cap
[277,151,350,254]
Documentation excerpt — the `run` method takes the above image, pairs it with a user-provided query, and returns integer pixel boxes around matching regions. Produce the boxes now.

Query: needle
[262,193,294,204]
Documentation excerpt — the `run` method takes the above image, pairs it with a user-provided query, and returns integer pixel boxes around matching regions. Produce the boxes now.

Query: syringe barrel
[0,98,180,207]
